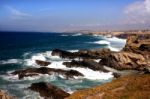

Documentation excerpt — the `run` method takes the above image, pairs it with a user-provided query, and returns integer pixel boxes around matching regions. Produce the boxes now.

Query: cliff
[66,74,150,99]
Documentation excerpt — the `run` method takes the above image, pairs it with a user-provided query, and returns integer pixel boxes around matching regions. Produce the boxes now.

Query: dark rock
[35,60,51,66]
[63,59,108,72]
[77,48,111,59]
[51,48,111,59]
[51,49,76,59]
[28,82,70,99]
[113,73,121,78]
[11,67,84,79]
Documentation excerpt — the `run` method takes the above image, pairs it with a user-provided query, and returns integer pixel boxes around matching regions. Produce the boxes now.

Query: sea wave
[105,37,126,43]
[0,59,23,65]
[93,40,110,45]
[72,33,82,36]
[61,34,69,36]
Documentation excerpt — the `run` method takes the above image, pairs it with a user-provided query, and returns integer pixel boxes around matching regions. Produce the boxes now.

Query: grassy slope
[66,74,150,99]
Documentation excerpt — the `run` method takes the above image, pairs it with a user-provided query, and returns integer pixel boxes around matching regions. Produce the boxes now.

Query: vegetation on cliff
[66,74,150,99]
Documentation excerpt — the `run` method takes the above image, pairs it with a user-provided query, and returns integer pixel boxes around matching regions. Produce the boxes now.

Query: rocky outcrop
[51,48,111,59]
[51,49,76,59]
[35,60,51,66]
[0,90,14,99]
[11,67,84,79]
[123,34,150,53]
[63,59,108,72]
[29,82,70,99]
[66,74,150,99]
[76,48,111,59]
[99,34,150,71]
[99,52,149,70]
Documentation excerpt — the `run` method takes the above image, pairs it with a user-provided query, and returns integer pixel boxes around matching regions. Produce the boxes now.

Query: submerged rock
[35,60,51,66]
[11,67,84,79]
[29,82,70,99]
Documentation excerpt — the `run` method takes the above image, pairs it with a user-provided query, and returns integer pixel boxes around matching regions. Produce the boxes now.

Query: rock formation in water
[63,59,108,72]
[35,60,51,66]
[11,67,83,79]
[29,82,70,99]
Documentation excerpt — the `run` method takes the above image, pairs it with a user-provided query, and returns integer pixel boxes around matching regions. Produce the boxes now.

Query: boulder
[11,67,84,79]
[28,82,70,99]
[35,60,51,66]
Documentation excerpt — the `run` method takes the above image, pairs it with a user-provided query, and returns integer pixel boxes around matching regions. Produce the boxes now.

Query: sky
[0,0,150,32]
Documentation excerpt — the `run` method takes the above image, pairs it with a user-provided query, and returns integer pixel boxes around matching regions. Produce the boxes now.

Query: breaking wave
[0,59,23,65]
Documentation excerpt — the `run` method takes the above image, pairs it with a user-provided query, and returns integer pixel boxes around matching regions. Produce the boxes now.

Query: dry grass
[66,74,150,99]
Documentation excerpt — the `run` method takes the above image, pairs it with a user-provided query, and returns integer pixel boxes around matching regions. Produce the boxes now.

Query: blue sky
[0,0,150,32]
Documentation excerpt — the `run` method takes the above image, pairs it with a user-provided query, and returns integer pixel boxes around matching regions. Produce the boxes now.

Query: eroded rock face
[123,34,150,54]
[77,48,111,59]
[29,82,70,99]
[35,60,51,66]
[99,52,149,70]
[0,90,14,99]
[63,59,108,72]
[99,34,150,71]
[11,67,84,79]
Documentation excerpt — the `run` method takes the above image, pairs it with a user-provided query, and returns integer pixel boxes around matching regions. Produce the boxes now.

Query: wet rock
[35,60,51,66]
[51,49,76,59]
[63,59,108,72]
[11,67,84,79]
[51,48,111,59]
[29,82,70,99]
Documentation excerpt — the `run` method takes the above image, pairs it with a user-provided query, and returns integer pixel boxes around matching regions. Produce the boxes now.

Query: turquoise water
[0,32,126,98]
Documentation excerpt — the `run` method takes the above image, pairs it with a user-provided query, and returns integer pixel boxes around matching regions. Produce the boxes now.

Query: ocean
[0,32,126,98]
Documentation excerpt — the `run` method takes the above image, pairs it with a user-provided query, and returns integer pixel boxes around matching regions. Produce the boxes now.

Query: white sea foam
[94,40,110,45]
[69,67,113,80]
[105,37,126,43]
[72,33,82,36]
[0,59,22,65]
[61,34,68,36]
[108,46,120,52]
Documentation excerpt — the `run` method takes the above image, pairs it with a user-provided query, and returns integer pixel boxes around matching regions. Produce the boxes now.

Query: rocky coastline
[1,33,150,99]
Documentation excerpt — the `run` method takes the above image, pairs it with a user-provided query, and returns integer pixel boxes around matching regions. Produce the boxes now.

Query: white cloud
[124,0,150,24]
[5,5,31,19]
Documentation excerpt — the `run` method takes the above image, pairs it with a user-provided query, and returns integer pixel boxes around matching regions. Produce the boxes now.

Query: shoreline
[0,33,150,99]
